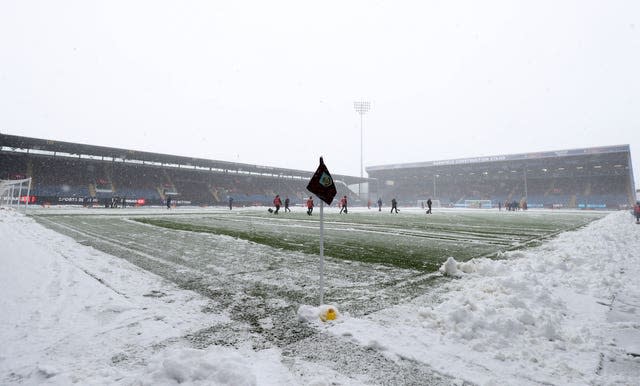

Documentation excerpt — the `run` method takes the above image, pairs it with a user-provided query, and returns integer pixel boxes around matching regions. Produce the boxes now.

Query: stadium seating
[371,165,632,209]
[0,152,361,207]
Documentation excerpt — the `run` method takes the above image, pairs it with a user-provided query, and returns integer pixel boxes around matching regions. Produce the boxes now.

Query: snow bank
[439,256,477,277]
[327,211,640,385]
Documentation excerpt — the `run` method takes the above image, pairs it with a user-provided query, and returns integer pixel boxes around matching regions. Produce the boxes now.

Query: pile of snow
[130,346,295,386]
[327,211,640,385]
[439,256,477,277]
[439,256,461,277]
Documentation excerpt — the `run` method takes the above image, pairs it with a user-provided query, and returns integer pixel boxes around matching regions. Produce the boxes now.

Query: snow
[0,209,295,385]
[327,211,640,385]
[1,207,639,385]
[439,256,462,277]
[297,304,340,324]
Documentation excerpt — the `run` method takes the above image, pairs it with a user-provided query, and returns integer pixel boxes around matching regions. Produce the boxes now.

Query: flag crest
[319,172,333,187]
[307,157,337,205]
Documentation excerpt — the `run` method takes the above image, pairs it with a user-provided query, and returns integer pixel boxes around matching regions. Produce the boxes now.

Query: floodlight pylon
[353,101,371,201]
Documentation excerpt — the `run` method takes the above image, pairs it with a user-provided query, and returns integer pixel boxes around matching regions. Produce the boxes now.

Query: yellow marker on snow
[320,307,337,322]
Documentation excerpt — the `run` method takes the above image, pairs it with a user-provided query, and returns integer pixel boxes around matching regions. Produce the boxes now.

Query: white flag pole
[319,199,325,305]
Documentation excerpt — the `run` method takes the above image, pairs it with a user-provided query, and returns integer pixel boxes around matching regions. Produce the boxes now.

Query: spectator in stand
[377,197,383,212]
[273,194,282,214]
[306,196,314,216]
[391,198,399,214]
[339,195,348,214]
[285,196,291,212]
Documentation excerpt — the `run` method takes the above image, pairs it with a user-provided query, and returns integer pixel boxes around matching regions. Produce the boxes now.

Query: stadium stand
[367,146,636,209]
[0,134,367,207]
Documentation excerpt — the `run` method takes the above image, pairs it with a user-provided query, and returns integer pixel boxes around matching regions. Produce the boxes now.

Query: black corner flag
[307,157,337,205]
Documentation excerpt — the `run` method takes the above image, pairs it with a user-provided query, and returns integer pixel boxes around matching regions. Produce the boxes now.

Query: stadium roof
[0,133,371,184]
[366,145,632,172]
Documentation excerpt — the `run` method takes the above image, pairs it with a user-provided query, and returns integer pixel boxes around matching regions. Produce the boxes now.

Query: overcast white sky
[1,1,639,182]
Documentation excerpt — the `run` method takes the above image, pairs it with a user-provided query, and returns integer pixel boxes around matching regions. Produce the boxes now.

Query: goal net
[0,178,33,212]
[417,199,441,208]
[464,199,492,209]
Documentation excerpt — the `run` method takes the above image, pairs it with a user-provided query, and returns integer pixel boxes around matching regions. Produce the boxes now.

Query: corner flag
[306,157,337,305]
[307,157,337,205]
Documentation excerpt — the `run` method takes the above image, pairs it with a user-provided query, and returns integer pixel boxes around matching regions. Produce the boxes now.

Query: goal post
[0,178,32,212]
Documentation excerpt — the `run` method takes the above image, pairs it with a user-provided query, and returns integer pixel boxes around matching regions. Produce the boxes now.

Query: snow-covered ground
[0,208,299,385]
[1,207,639,385]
